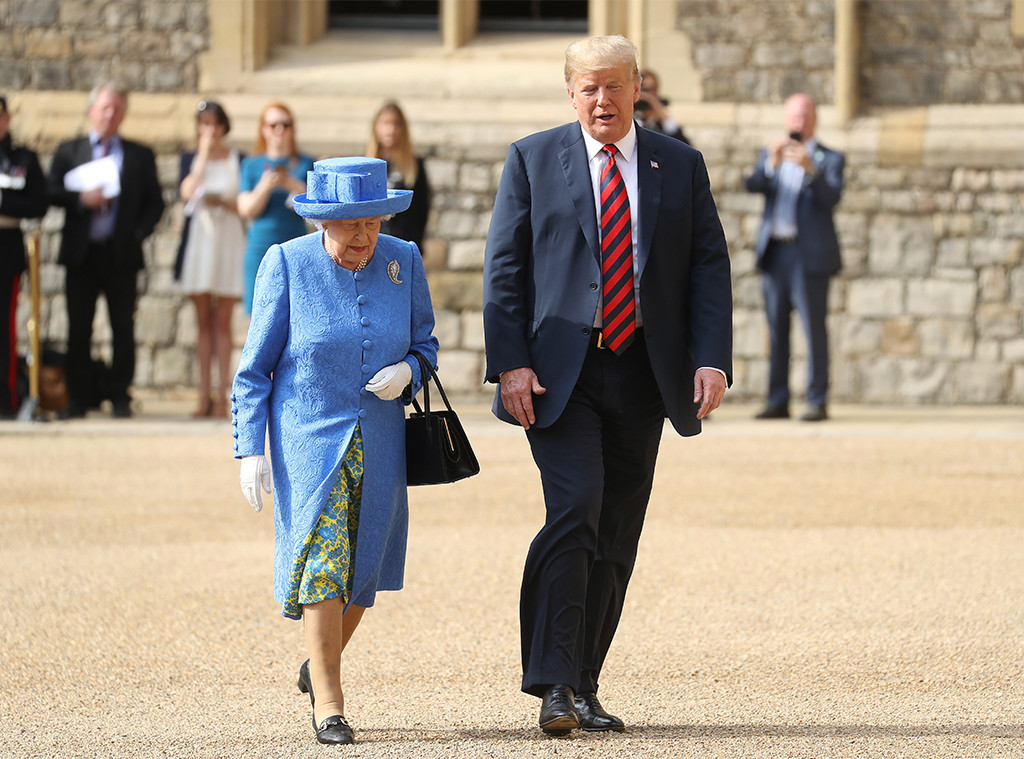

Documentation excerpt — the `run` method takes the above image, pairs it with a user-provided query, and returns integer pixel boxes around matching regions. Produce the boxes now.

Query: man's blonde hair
[564,35,640,86]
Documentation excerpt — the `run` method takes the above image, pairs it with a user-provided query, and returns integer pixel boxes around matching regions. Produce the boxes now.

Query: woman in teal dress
[237,102,315,313]
[232,157,438,746]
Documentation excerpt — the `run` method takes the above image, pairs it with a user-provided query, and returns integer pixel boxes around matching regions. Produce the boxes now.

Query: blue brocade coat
[231,231,438,609]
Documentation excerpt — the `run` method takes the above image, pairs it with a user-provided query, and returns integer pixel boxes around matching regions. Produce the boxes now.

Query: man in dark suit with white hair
[48,81,165,418]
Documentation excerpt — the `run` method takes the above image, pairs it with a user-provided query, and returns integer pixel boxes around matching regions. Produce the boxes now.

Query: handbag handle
[408,350,453,426]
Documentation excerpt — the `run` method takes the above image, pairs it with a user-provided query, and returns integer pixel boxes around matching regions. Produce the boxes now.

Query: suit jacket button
[589,282,598,290]
[582,327,591,336]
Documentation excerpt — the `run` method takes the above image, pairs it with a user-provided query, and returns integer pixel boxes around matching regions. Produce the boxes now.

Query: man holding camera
[634,70,689,144]
[745,92,845,422]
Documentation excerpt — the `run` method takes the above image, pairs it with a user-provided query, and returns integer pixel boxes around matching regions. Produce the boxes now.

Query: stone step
[215,29,579,156]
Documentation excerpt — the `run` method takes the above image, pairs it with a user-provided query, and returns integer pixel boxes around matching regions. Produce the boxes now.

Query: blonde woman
[237,102,314,313]
[366,101,431,251]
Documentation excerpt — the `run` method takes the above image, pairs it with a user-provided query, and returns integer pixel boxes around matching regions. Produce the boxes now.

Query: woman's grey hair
[564,35,640,87]
[88,81,129,109]
[310,214,394,230]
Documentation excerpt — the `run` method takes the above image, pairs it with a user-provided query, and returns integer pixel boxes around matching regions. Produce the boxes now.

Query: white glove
[365,360,413,401]
[240,454,272,512]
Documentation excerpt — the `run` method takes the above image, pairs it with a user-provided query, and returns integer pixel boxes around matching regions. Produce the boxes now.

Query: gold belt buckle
[595,330,604,349]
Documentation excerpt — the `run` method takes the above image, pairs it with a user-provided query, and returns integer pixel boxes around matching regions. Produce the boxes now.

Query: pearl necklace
[323,232,370,271]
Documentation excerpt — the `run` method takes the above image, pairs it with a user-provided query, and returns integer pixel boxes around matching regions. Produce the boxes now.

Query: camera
[788,131,802,142]
[634,99,650,115]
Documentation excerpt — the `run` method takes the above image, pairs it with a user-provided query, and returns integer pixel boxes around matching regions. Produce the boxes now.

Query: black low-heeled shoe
[297,659,314,707]
[314,714,355,745]
[297,659,356,745]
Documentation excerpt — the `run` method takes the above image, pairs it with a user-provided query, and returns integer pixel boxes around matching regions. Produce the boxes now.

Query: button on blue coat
[232,231,438,612]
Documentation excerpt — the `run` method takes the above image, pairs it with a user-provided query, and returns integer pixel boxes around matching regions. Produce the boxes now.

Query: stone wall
[712,158,1024,405]
[860,0,1024,106]
[24,123,1024,406]
[676,0,1024,108]
[0,0,208,93]
[8,0,1024,406]
[677,0,838,104]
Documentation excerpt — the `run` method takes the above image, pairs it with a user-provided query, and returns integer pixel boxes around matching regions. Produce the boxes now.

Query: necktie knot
[602,144,617,159]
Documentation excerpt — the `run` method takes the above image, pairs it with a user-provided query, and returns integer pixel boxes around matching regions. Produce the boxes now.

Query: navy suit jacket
[483,122,733,438]
[47,135,165,272]
[745,141,845,275]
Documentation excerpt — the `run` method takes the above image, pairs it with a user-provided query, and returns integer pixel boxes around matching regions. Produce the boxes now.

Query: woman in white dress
[178,101,246,418]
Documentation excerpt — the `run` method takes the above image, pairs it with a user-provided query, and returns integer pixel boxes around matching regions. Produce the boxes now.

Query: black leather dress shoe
[539,684,579,736]
[755,404,789,419]
[800,405,828,422]
[297,659,355,745]
[574,692,625,732]
[111,397,132,419]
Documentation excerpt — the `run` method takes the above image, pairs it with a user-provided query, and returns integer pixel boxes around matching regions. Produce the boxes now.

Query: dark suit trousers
[65,242,138,406]
[1,268,19,413]
[521,335,666,697]
[762,240,831,408]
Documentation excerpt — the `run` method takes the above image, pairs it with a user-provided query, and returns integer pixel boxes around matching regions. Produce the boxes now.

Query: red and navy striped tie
[600,144,635,355]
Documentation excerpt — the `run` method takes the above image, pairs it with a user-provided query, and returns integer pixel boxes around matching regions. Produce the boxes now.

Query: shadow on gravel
[352,723,1024,742]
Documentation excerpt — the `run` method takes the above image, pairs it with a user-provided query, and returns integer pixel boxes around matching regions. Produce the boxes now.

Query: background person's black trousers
[0,268,20,414]
[64,243,138,407]
[521,336,666,697]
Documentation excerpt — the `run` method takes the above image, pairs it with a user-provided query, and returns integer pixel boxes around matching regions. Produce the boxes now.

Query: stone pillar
[287,0,328,46]
[442,0,478,52]
[834,0,859,122]
[590,0,629,37]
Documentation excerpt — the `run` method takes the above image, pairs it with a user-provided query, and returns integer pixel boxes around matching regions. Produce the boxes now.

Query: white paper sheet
[63,156,121,199]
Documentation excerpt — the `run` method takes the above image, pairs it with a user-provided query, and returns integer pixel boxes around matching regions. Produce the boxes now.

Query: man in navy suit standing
[48,82,165,418]
[483,35,733,735]
[745,93,845,422]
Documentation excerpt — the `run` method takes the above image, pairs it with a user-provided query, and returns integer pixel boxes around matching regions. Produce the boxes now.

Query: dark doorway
[329,0,440,30]
[480,1,587,32]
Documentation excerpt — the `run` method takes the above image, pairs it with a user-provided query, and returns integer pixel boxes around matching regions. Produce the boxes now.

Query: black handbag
[405,351,480,486]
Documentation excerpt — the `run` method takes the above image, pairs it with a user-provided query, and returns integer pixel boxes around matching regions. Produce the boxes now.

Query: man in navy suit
[483,35,732,735]
[745,93,845,422]
[48,82,165,418]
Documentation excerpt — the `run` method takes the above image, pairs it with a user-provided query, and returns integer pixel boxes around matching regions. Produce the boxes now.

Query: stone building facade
[4,0,1024,406]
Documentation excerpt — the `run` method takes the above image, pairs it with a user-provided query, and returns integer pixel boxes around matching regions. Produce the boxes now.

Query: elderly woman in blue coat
[232,156,438,746]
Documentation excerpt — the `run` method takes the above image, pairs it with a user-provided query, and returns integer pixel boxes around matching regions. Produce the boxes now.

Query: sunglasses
[263,120,293,131]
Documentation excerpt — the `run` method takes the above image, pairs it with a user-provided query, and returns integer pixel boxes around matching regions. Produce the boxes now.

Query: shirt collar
[580,120,637,164]
[90,131,120,149]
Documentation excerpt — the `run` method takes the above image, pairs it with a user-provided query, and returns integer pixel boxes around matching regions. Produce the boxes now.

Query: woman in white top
[178,100,246,418]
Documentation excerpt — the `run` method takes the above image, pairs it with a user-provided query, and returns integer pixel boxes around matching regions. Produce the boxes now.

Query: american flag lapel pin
[650,160,659,169]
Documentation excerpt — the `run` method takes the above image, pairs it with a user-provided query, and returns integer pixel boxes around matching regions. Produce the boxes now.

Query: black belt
[589,327,643,350]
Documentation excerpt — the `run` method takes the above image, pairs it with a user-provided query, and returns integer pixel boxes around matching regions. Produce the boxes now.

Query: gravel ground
[1,399,1023,758]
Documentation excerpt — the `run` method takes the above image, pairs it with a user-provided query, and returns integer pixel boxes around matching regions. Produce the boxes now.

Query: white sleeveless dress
[179,150,246,297]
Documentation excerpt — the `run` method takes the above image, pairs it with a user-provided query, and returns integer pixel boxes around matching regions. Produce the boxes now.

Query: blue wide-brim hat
[292,156,413,220]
